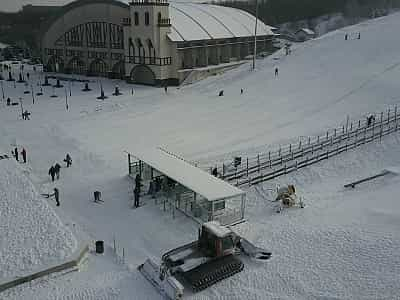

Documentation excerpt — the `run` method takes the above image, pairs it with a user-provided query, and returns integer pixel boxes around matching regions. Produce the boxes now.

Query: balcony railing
[126,55,172,66]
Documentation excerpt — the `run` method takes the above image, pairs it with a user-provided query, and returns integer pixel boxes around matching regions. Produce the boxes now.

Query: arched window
[145,12,150,26]
[134,12,139,26]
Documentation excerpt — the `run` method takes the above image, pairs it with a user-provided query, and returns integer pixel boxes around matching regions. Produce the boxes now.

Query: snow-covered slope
[1,11,400,300]
[0,156,77,281]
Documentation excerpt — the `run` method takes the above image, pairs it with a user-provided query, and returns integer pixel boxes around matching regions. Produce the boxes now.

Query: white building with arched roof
[41,0,276,86]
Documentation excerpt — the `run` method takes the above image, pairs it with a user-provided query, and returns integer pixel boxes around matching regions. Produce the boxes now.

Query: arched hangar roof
[166,2,276,42]
[42,0,275,43]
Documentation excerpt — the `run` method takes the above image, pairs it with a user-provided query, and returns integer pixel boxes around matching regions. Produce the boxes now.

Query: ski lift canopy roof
[130,147,245,202]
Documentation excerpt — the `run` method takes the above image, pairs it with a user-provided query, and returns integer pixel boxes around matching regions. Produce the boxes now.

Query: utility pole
[252,0,258,70]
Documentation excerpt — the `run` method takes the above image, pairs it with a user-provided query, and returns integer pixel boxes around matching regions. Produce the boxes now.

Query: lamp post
[31,84,35,104]
[19,97,24,119]
[65,87,69,111]
[252,0,259,70]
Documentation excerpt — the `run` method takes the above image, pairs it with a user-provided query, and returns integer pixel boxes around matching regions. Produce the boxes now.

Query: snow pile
[0,156,77,281]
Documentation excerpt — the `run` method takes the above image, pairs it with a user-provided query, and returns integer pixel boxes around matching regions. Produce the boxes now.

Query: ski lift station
[127,148,246,225]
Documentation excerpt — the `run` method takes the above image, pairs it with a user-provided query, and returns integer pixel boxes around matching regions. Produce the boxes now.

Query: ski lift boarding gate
[127,148,246,225]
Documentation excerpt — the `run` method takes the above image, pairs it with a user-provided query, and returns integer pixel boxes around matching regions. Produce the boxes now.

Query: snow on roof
[203,221,232,238]
[130,147,245,202]
[297,28,315,35]
[168,2,275,41]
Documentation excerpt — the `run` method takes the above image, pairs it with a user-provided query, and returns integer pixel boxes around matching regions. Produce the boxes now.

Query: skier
[26,73,30,80]
[357,32,361,40]
[275,67,279,77]
[20,148,27,163]
[14,147,18,161]
[164,84,168,93]
[240,88,243,95]
[134,187,140,208]
[345,33,348,40]
[48,165,56,182]
[6,98,10,106]
[23,110,30,120]
[212,167,218,177]
[219,90,224,97]
[54,162,61,180]
[64,153,72,167]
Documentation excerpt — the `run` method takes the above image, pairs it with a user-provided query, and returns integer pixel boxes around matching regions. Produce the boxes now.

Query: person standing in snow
[14,147,19,161]
[64,153,72,167]
[135,174,142,193]
[49,165,56,182]
[345,33,348,40]
[275,67,279,77]
[240,88,244,95]
[134,187,140,208]
[357,32,361,40]
[54,163,61,180]
[51,188,60,206]
[20,148,27,163]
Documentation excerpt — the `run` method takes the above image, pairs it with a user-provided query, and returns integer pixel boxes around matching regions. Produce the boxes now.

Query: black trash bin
[95,240,104,254]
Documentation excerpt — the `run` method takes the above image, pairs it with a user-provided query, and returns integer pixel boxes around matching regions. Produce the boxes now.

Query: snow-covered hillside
[0,155,77,280]
[1,11,400,300]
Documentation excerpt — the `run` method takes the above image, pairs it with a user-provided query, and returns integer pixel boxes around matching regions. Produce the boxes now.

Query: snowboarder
[219,90,224,97]
[275,67,279,77]
[134,187,140,208]
[20,148,27,163]
[48,165,56,182]
[54,163,61,180]
[14,147,18,161]
[64,153,72,167]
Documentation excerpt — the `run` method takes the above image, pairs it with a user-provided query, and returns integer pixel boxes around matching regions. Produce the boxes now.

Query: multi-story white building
[41,0,276,86]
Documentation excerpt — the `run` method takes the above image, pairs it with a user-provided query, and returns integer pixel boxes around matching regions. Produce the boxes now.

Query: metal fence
[201,106,399,186]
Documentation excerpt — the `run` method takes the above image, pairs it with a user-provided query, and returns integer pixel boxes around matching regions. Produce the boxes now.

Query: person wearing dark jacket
[64,154,72,167]
[49,166,56,182]
[14,147,18,161]
[21,148,27,163]
[54,163,61,180]
[134,187,140,208]
[53,188,60,206]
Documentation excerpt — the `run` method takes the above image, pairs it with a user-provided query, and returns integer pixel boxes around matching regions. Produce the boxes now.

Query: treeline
[216,0,400,25]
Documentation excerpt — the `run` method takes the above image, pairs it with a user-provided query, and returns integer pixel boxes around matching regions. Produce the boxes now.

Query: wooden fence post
[326,131,329,140]
[350,122,353,132]
[342,125,345,134]
[257,154,260,173]
[395,106,397,121]
[289,143,292,153]
[317,136,320,143]
[299,140,301,149]
[308,137,311,145]
[358,120,361,129]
